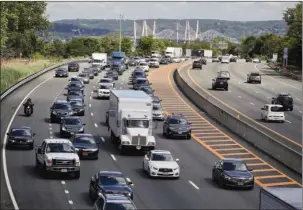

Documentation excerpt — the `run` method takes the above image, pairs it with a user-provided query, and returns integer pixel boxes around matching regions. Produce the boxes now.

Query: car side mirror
[189,122,192,125]
[33,133,36,136]
[272,97,275,99]
[6,133,10,136]
[175,158,180,162]
[37,148,43,154]
[149,83,153,85]
[64,87,68,89]
[212,79,215,81]
[261,108,264,110]
[247,74,249,76]
[248,168,253,171]
[152,90,155,93]
[126,177,133,185]
[83,123,86,125]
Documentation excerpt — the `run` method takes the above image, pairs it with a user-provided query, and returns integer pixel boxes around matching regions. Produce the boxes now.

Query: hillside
[50,19,287,41]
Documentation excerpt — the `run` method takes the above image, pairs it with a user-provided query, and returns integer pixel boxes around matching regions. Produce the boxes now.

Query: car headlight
[224,174,231,180]
[62,127,66,131]
[27,139,33,142]
[173,167,179,171]
[68,111,73,115]
[248,176,254,180]
[75,159,80,166]
[169,127,177,131]
[52,111,57,115]
[152,166,158,170]
[90,148,98,152]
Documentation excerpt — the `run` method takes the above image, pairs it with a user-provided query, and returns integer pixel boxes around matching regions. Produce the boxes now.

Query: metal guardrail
[0,59,88,101]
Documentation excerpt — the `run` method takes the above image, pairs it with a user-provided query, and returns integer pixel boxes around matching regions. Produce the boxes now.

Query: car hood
[11,135,33,140]
[224,170,252,178]
[46,153,79,160]
[100,185,132,194]
[54,109,71,114]
[126,128,148,137]
[150,161,179,168]
[99,82,113,87]
[71,105,84,109]
[168,124,190,130]
[63,124,83,130]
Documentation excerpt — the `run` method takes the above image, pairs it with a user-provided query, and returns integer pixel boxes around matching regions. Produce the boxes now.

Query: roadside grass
[0,57,83,94]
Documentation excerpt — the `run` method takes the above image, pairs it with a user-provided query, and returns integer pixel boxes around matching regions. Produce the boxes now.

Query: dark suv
[271,93,294,111]
[192,61,202,69]
[50,100,74,123]
[55,68,68,77]
[93,194,136,210]
[68,62,80,72]
[212,77,228,91]
[163,114,192,139]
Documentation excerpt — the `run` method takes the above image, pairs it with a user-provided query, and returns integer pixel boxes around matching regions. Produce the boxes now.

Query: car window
[70,101,83,106]
[151,153,173,161]
[126,120,149,128]
[64,118,82,125]
[136,80,148,84]
[11,129,31,136]
[54,103,70,110]
[223,161,247,171]
[99,85,112,89]
[99,175,127,185]
[168,118,187,125]
[153,105,162,110]
[46,143,75,153]
[100,79,110,83]
[74,136,96,145]
[271,106,283,112]
[104,202,136,210]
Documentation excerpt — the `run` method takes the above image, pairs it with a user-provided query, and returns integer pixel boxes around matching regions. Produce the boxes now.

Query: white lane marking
[110,154,117,161]
[68,200,73,205]
[255,91,259,94]
[94,123,98,128]
[238,82,241,85]
[285,120,291,123]
[93,86,95,88]
[271,88,274,90]
[49,127,52,130]
[254,64,302,90]
[101,137,105,142]
[89,104,91,107]
[250,102,255,106]
[90,96,92,100]
[61,181,66,184]
[50,136,53,138]
[49,124,52,127]
[188,180,200,190]
[64,190,69,194]
[296,98,301,101]
[2,75,54,210]
[91,91,93,94]
[90,113,94,116]
[120,87,122,89]
[238,96,242,98]
[49,131,53,135]
[266,96,270,99]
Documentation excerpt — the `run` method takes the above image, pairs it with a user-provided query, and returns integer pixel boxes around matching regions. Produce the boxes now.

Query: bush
[32,53,45,60]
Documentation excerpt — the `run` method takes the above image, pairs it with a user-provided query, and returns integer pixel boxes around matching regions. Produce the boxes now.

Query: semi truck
[192,49,213,58]
[259,187,302,210]
[91,53,107,69]
[165,47,182,58]
[106,90,156,154]
[112,52,128,69]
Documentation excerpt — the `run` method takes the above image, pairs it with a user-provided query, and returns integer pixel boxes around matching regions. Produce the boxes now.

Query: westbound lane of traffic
[187,62,302,146]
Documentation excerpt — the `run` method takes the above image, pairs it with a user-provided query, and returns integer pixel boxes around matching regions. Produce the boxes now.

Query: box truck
[91,53,107,69]
[185,49,192,57]
[165,47,182,58]
[259,187,301,210]
[106,90,156,154]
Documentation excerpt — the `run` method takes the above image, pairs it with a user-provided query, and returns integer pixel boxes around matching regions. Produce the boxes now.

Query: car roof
[222,158,244,162]
[57,68,67,71]
[279,92,291,96]
[265,104,283,107]
[105,194,132,203]
[99,171,123,176]
[44,138,72,144]
[11,126,31,130]
[151,150,171,154]
[54,100,69,104]
[75,133,93,137]
[168,113,185,119]
[63,116,81,119]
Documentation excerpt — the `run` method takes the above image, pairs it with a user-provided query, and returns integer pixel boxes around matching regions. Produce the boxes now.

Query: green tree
[121,37,133,55]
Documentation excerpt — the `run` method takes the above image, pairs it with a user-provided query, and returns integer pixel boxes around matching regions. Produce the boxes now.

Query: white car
[95,83,113,99]
[221,57,230,64]
[139,62,150,72]
[172,57,181,63]
[149,59,160,68]
[152,104,164,120]
[261,104,285,123]
[252,58,260,63]
[97,78,114,87]
[143,150,180,178]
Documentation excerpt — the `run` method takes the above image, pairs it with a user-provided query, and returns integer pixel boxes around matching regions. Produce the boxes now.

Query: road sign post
[283,47,288,68]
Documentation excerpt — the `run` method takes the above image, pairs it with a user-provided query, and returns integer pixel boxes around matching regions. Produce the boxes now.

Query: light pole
[119,14,123,52]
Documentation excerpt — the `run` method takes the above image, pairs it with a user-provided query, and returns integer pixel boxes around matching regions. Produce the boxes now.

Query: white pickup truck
[35,139,81,178]
[106,90,156,154]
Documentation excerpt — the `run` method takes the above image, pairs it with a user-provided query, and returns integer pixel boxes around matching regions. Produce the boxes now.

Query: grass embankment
[0,57,83,94]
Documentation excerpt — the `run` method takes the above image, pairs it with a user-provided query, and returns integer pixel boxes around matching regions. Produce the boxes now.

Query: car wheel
[281,120,284,123]
[94,156,99,160]
[35,157,40,169]
[225,87,228,91]
[42,164,49,179]
[248,186,254,190]
[186,134,191,139]
[218,178,225,188]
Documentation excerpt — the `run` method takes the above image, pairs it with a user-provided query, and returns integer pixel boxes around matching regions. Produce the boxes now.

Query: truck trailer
[91,53,107,69]
[165,47,182,58]
[259,187,302,210]
[106,90,156,154]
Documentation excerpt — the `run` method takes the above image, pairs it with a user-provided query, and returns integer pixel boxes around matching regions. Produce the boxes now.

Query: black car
[67,91,85,102]
[55,68,69,77]
[160,58,168,65]
[89,171,133,201]
[68,62,80,72]
[88,72,94,79]
[133,78,151,90]
[131,71,146,84]
[93,194,136,210]
[60,116,85,137]
[69,99,86,116]
[66,82,84,94]
[71,134,99,159]
[152,95,162,106]
[163,114,192,139]
[112,71,119,80]
[6,126,35,149]
[50,100,74,123]
[200,58,207,65]
[271,93,294,111]
[212,77,228,91]
[139,86,154,96]
[212,158,254,189]
[192,61,202,69]
[230,57,237,62]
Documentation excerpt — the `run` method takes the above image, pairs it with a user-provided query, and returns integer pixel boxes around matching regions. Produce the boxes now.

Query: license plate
[136,146,141,150]
[163,173,169,175]
[220,82,223,84]
[61,169,67,172]
[59,74,62,76]
[238,182,244,185]
[82,152,88,156]
[178,131,182,134]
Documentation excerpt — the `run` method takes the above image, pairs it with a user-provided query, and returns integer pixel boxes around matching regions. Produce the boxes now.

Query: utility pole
[119,14,123,52]
[188,21,191,43]
[134,20,137,46]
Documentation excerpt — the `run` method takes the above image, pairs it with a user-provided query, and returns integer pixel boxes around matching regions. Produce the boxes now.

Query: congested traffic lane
[187,62,302,145]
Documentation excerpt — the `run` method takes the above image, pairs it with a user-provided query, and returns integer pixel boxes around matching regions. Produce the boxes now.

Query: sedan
[89,171,133,201]
[67,91,85,102]
[138,86,154,96]
[69,100,86,116]
[66,82,84,94]
[55,68,68,77]
[72,134,99,159]
[60,116,86,137]
[78,73,90,84]
[6,126,35,149]
[212,158,254,189]
[133,78,151,90]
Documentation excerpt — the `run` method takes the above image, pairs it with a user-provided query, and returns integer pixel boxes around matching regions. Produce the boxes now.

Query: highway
[186,62,302,147]
[0,62,301,210]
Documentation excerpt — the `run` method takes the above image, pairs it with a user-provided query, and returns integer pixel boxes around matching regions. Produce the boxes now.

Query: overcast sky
[46,2,298,22]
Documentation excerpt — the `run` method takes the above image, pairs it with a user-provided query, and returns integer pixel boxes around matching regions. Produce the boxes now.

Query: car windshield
[251,73,260,76]
[69,92,82,96]
[126,120,149,128]
[100,85,112,89]
[105,202,136,210]
[54,103,70,110]
[70,101,83,107]
[46,143,75,153]
[223,161,247,171]
[74,136,96,145]
[70,83,82,88]
[64,118,82,125]
[151,153,173,161]
[153,105,162,110]
[136,80,148,84]
[219,72,229,76]
[70,78,81,82]
[134,72,145,76]
[140,63,147,66]
[216,78,226,82]
[11,129,31,136]
[168,118,188,125]
[150,59,157,62]
[100,79,110,83]
[99,175,127,186]
[57,69,66,72]
[271,106,283,112]
[79,74,87,77]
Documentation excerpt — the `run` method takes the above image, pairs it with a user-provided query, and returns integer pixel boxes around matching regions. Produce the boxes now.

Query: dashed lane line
[94,123,98,128]
[101,137,105,142]
[91,113,94,116]
[249,102,255,106]
[188,181,200,190]
[110,154,117,161]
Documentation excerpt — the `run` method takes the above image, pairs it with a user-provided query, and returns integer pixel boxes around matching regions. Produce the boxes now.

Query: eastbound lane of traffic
[187,62,302,146]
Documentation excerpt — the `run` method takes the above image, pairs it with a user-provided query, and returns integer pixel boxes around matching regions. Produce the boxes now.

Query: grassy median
[0,57,82,94]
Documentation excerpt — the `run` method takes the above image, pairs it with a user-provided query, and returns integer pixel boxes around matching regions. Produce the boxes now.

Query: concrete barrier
[174,64,302,175]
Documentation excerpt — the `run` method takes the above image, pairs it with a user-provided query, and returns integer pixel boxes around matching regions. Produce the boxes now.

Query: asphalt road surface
[187,62,302,145]
[0,62,271,209]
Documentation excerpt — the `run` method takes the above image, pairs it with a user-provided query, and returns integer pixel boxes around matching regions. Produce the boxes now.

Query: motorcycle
[24,104,34,116]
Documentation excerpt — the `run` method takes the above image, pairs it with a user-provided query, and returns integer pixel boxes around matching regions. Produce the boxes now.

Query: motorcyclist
[23,98,34,114]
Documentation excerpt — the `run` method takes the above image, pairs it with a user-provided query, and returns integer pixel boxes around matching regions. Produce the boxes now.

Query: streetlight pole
[119,14,123,52]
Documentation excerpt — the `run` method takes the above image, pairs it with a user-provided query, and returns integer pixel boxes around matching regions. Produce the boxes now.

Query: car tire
[218,178,225,188]
[81,112,85,116]
[281,120,284,123]
[212,171,215,182]
[289,107,293,111]
[186,134,191,139]
[74,171,80,179]
[42,164,49,179]
[94,155,99,160]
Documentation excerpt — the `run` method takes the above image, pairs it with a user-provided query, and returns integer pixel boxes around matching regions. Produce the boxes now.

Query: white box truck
[259,187,302,210]
[185,49,192,57]
[203,50,213,58]
[91,53,107,69]
[165,47,175,57]
[106,90,156,154]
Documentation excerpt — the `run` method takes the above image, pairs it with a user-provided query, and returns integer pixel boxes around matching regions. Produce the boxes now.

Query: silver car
[152,104,164,120]
[247,72,261,84]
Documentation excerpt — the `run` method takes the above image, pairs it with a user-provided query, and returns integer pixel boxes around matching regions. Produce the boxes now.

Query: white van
[261,104,285,123]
